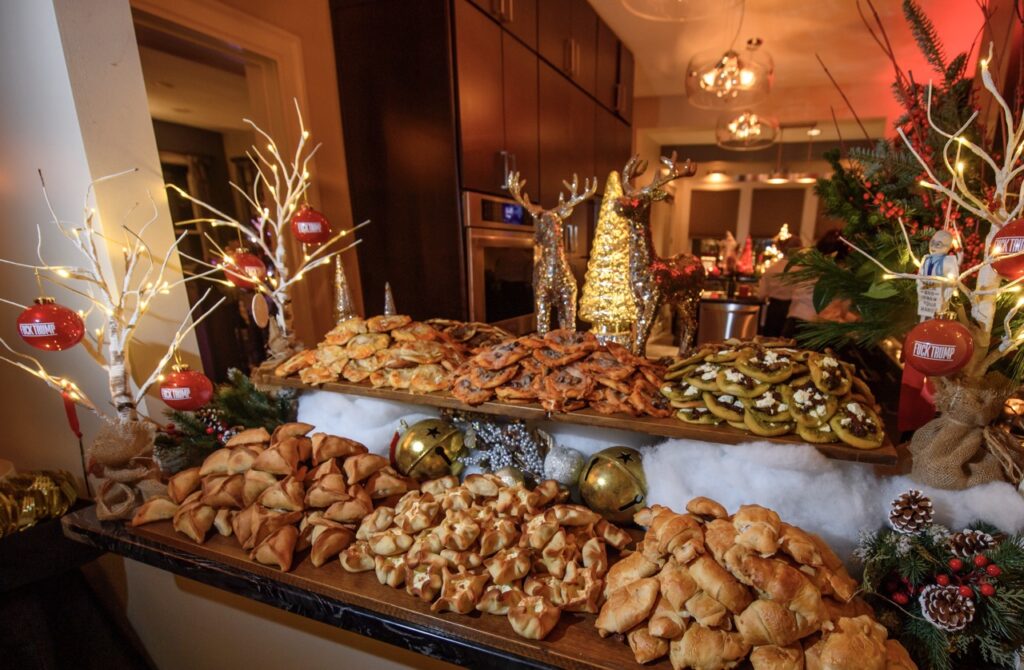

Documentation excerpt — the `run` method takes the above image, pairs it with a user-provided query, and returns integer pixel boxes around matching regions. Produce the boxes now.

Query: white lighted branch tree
[167,100,367,360]
[0,170,225,424]
[842,45,1024,377]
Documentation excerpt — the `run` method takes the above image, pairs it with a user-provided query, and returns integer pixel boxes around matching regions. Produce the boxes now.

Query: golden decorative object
[579,171,637,344]
[0,470,78,537]
[392,419,466,481]
[334,256,357,323]
[493,466,526,487]
[578,446,647,523]
[383,282,397,316]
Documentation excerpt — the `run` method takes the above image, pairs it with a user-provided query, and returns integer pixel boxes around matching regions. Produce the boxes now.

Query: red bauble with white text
[904,319,974,377]
[224,251,267,290]
[290,204,332,245]
[16,297,85,351]
[991,218,1024,280]
[159,367,214,411]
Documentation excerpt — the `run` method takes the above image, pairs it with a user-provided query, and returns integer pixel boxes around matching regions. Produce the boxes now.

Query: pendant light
[791,127,821,184]
[622,0,743,22]
[763,127,789,184]
[715,110,778,151]
[685,1,773,109]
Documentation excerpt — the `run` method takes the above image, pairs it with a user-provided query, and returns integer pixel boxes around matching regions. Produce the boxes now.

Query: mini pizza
[715,367,770,398]
[783,376,838,427]
[532,346,588,368]
[808,353,853,396]
[345,333,391,360]
[451,375,493,405]
[797,421,839,444]
[470,363,521,389]
[705,347,742,363]
[494,368,543,402]
[578,350,636,381]
[742,409,794,437]
[671,345,716,368]
[683,362,723,391]
[676,406,721,425]
[544,328,599,353]
[543,366,594,400]
[742,388,792,423]
[661,381,704,407]
[828,400,884,449]
[474,340,531,370]
[735,348,795,383]
[702,392,746,422]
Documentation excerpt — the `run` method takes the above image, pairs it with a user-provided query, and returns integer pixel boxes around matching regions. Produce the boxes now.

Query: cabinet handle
[574,40,581,78]
[500,150,511,190]
[504,0,514,22]
[614,82,625,114]
[493,0,504,20]
[509,152,518,177]
[563,39,573,74]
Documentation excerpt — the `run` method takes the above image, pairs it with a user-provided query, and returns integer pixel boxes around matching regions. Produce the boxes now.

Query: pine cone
[919,585,975,632]
[889,489,934,534]
[947,529,996,558]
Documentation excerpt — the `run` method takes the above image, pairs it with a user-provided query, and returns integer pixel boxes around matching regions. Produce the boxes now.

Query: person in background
[782,228,858,338]
[757,235,801,336]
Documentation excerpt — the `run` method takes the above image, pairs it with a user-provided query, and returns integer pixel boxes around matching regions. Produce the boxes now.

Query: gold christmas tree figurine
[334,256,356,323]
[579,171,637,343]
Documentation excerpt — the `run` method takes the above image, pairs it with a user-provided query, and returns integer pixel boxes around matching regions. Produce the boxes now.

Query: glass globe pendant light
[685,1,773,109]
[715,111,778,151]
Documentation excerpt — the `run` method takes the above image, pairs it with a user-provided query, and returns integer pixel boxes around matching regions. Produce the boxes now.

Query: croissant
[729,552,824,631]
[227,446,264,474]
[404,554,446,602]
[560,563,602,614]
[340,541,375,572]
[343,453,387,484]
[374,555,407,588]
[581,536,608,576]
[367,528,414,556]
[306,458,342,483]
[430,567,489,614]
[803,615,888,670]
[485,546,532,584]
[595,518,632,551]
[477,582,524,615]
[323,485,373,523]
[462,473,502,499]
[356,506,396,541]
[257,475,306,512]
[734,599,807,647]
[199,448,232,476]
[644,505,704,563]
[365,467,411,500]
[304,473,350,508]
[670,623,750,670]
[507,595,561,640]
[657,558,699,611]
[419,474,459,496]
[684,590,730,629]
[704,518,740,563]
[130,496,178,526]
[252,441,302,476]
[749,644,804,670]
[200,473,245,509]
[270,421,314,444]
[733,504,783,556]
[309,522,356,567]
[628,626,670,665]
[242,469,279,507]
[172,501,216,543]
[595,577,659,637]
[686,496,728,520]
[213,508,234,536]
[251,524,299,571]
[688,555,753,614]
[167,467,202,504]
[604,550,659,598]
[648,593,686,639]
[226,426,271,447]
[480,517,519,557]
[550,504,601,527]
[523,574,565,606]
[778,523,823,566]
[310,432,367,463]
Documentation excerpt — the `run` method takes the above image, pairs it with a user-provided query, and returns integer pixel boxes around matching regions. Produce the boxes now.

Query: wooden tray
[254,372,898,466]
[63,507,663,670]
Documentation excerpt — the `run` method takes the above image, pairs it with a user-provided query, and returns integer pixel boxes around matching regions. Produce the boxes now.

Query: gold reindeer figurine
[507,172,597,334]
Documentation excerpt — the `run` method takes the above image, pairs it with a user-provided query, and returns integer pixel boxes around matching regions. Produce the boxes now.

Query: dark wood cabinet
[502,32,539,191]
[595,18,619,111]
[594,109,632,188]
[468,0,536,48]
[617,43,635,123]
[539,62,594,205]
[537,0,596,95]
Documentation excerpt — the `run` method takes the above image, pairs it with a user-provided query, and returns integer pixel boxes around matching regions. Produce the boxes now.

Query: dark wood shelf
[62,506,661,670]
[253,372,899,466]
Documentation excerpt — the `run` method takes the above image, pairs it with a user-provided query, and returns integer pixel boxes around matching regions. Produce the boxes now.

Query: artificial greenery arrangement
[856,490,1024,670]
[154,368,296,473]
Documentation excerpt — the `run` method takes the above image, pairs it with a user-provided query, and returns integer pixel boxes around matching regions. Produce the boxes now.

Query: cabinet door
[503,0,537,49]
[538,62,573,205]
[537,0,573,76]
[467,0,500,20]
[617,42,635,123]
[571,0,597,95]
[595,19,619,111]
[503,32,539,193]
[456,0,506,194]
[568,82,596,187]
[594,108,626,188]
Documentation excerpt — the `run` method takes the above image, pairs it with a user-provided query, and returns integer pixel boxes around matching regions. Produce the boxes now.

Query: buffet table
[62,506,650,670]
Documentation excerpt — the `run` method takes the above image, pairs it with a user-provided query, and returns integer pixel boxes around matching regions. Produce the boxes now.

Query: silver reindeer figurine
[618,153,705,355]
[507,172,597,334]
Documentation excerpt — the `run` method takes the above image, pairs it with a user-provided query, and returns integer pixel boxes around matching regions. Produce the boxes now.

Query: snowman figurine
[916,229,959,320]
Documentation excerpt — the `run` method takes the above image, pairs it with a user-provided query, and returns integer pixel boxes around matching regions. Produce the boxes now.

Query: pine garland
[154,368,296,472]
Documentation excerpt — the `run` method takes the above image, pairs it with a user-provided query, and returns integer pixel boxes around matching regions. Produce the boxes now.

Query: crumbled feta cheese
[778,403,789,411]
[725,369,745,383]
[846,403,866,419]
[793,389,811,405]
[695,363,719,380]
[684,385,699,396]
[762,350,780,365]
[819,424,832,432]
[719,394,736,404]
[840,417,852,427]
[811,404,827,417]
[754,393,776,408]
[411,570,431,589]
[822,356,839,367]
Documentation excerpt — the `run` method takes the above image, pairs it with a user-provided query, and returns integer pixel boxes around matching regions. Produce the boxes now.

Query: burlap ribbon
[86,419,165,521]
[908,372,1019,490]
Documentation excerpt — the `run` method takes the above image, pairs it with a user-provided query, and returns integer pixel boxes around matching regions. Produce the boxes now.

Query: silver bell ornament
[544,445,585,486]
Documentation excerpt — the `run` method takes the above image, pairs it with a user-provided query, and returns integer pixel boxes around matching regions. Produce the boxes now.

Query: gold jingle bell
[578,446,646,523]
[392,419,465,481]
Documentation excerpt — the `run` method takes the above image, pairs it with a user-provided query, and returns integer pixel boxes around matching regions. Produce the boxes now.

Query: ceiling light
[792,174,818,184]
[716,111,778,151]
[807,127,822,137]
[705,170,729,183]
[622,0,742,22]
[761,127,789,183]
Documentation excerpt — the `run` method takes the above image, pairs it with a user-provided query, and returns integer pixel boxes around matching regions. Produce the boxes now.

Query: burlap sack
[87,419,162,520]
[909,372,1016,490]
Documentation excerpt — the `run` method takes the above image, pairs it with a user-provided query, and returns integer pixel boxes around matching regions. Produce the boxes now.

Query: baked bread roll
[130,496,178,526]
[507,595,560,640]
[733,504,782,555]
[686,496,728,520]
[648,594,685,639]
[684,590,729,628]
[703,518,739,563]
[628,626,670,665]
[523,574,565,606]
[604,550,660,598]
[735,599,810,647]
[670,623,750,670]
[749,644,804,670]
[688,555,753,613]
[644,505,705,563]
[596,577,659,636]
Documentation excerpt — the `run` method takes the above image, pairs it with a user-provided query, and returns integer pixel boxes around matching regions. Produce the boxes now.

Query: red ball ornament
[958,585,974,598]
[935,574,951,586]
[16,297,85,351]
[974,554,990,568]
[159,366,214,411]
[290,204,332,245]
[904,319,974,377]
[991,218,1024,279]
[892,592,910,605]
[980,583,996,597]
[986,564,1002,577]
[949,558,965,572]
[224,251,267,290]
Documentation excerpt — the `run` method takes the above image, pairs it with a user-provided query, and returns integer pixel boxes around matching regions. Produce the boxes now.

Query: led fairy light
[168,99,369,359]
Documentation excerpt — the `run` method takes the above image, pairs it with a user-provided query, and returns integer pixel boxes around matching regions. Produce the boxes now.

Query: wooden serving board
[254,372,899,466]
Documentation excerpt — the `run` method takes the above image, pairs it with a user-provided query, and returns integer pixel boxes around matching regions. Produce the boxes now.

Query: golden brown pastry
[311,433,368,463]
[306,458,343,483]
[340,541,375,572]
[251,524,299,571]
[172,501,216,543]
[367,528,414,556]
[343,453,388,484]
[199,473,244,509]
[642,505,705,563]
[308,520,355,567]
[629,626,670,665]
[476,582,524,615]
[199,448,232,477]
[374,555,406,588]
[130,496,178,526]
[704,518,739,563]
[405,554,446,602]
[213,508,233,536]
[803,615,887,670]
[251,441,302,476]
[884,639,918,670]
[581,536,608,576]
[686,496,728,520]
[274,349,316,377]
[604,550,660,598]
[658,558,700,611]
[684,590,730,628]
[166,467,201,504]
[364,467,411,499]
[735,600,808,647]
[226,446,263,474]
[242,469,278,507]
[550,504,601,526]
[257,475,305,512]
[560,563,602,614]
[670,624,751,670]
[270,422,314,444]
[507,595,561,640]
[688,555,753,614]
[437,510,482,551]
[323,484,373,523]
[522,509,559,550]
[479,517,519,557]
[394,494,441,534]
[595,518,632,550]
[733,504,783,556]
[304,473,350,508]
[226,427,271,447]
[749,644,804,670]
[420,475,459,497]
[356,506,396,541]
[430,567,489,614]
[485,546,532,584]
[463,473,503,499]
[648,594,686,639]
[596,577,659,637]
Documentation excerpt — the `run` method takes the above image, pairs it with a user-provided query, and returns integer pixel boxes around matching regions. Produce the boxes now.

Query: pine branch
[903,0,947,74]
